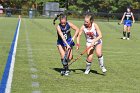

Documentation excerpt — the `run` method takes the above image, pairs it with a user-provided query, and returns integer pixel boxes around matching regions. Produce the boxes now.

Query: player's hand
[91,40,96,47]
[133,21,135,23]
[66,44,71,50]
[76,44,80,50]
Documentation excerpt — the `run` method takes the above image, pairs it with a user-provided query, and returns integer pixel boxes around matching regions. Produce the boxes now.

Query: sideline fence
[0,8,140,22]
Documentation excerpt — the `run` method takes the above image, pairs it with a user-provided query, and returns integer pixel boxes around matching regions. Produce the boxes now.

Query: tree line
[0,0,140,13]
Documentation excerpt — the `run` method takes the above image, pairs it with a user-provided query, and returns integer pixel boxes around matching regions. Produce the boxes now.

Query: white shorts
[86,39,102,47]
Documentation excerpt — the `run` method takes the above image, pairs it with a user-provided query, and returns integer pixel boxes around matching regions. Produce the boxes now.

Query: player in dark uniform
[120,7,135,40]
[56,14,79,75]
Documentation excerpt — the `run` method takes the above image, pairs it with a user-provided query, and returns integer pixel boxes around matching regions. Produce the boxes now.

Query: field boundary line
[0,17,21,93]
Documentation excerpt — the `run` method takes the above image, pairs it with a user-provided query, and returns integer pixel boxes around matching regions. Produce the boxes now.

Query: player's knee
[86,60,92,64]
[98,55,103,58]
[96,52,102,57]
[123,29,127,31]
[86,58,92,62]
[127,29,130,32]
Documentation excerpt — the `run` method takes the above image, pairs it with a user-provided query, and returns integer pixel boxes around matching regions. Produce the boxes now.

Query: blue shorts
[57,38,75,47]
[124,20,132,27]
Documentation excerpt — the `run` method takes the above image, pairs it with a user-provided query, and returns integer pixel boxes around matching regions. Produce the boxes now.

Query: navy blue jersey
[58,22,71,41]
[124,12,132,20]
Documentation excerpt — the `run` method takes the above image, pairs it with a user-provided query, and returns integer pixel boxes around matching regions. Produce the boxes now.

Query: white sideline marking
[32,82,40,87]
[30,67,38,73]
[32,91,41,93]
[31,74,38,79]
[24,19,41,92]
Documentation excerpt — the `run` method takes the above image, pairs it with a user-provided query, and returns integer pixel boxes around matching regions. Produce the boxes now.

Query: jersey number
[64,34,67,39]
[86,32,94,39]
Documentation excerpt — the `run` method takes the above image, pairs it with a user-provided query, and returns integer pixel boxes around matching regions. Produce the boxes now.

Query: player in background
[56,14,79,75]
[77,14,107,74]
[120,7,135,40]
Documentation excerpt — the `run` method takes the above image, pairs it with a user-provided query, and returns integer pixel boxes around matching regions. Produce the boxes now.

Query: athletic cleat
[101,66,107,73]
[64,70,70,76]
[127,38,130,40]
[84,69,90,74]
[61,70,70,76]
[61,71,65,75]
[122,37,126,40]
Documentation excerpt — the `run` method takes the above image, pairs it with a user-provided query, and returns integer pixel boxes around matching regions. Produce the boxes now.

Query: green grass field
[0,17,140,93]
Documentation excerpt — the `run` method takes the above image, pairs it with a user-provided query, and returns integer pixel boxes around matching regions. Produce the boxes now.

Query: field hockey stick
[62,39,74,65]
[68,46,92,66]
[62,47,71,65]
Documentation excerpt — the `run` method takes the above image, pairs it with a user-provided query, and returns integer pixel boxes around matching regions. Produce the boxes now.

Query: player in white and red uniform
[84,23,102,47]
[77,14,107,74]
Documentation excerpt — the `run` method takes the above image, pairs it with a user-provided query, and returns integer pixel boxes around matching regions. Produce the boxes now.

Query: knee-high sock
[123,31,126,37]
[127,32,130,38]
[98,56,104,67]
[85,60,92,70]
[61,59,69,71]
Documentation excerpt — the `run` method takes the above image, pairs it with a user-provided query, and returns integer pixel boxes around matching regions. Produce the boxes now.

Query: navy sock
[127,32,130,38]
[123,31,126,37]
[61,59,69,71]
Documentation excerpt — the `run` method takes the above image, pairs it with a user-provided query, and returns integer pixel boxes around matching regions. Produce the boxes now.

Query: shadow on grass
[52,68,105,76]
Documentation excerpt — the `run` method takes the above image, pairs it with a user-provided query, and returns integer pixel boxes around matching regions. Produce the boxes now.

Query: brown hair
[85,14,94,23]
[60,14,67,21]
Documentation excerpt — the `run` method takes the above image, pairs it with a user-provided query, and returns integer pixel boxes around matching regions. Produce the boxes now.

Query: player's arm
[131,12,135,23]
[120,12,126,24]
[76,25,84,50]
[68,22,79,41]
[91,23,102,46]
[56,25,70,49]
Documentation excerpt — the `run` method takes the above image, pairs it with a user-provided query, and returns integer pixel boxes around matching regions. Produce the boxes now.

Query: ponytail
[53,12,72,25]
[53,14,62,25]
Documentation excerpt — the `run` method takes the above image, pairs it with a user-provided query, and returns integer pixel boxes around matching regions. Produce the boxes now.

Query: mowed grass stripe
[11,19,140,93]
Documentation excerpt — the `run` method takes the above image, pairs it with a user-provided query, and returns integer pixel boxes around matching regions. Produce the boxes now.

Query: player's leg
[122,25,127,39]
[57,40,73,75]
[57,45,68,73]
[127,26,131,40]
[95,43,107,73]
[67,47,73,61]
[57,45,66,59]
[63,39,74,75]
[63,48,73,75]
[84,45,94,74]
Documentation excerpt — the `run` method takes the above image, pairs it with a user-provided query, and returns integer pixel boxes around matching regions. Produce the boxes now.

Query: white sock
[98,56,104,67]
[86,62,92,70]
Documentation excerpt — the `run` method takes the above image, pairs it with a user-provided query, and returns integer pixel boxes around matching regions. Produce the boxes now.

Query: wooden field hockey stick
[68,46,92,66]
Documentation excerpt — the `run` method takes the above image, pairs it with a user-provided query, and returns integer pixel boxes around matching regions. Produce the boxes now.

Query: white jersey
[83,23,102,46]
